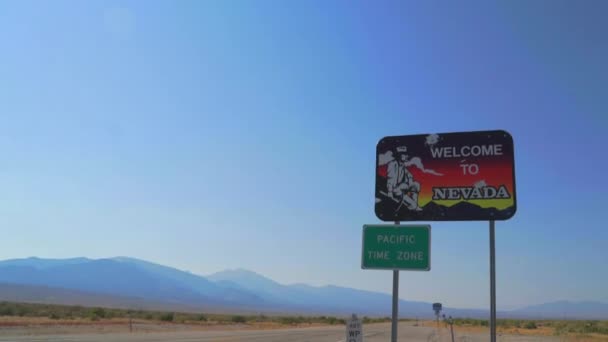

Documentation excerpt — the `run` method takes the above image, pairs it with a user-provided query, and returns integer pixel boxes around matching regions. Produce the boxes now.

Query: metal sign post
[391,221,399,342]
[448,316,455,342]
[489,220,496,342]
[391,269,399,342]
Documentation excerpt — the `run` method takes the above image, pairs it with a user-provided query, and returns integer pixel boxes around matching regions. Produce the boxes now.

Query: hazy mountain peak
[209,268,275,281]
[207,268,282,292]
[513,300,608,319]
[0,257,91,269]
[111,256,138,262]
[111,256,162,266]
[289,283,313,288]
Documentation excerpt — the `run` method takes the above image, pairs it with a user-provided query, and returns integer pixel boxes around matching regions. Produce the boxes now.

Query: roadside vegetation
[448,317,608,337]
[7,300,606,338]
[0,301,386,326]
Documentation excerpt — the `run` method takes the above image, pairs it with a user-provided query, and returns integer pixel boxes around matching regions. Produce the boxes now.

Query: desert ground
[1,319,605,341]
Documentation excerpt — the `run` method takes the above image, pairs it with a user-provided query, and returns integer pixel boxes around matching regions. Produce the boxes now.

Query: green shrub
[160,312,175,322]
[0,307,14,316]
[15,308,26,317]
[524,321,537,329]
[89,307,106,319]
[279,317,298,325]
[231,315,246,323]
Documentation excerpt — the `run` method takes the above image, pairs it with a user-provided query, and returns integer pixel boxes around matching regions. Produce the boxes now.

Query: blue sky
[0,1,606,310]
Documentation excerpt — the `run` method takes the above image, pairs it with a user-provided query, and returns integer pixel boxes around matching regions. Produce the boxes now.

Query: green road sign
[362,225,431,270]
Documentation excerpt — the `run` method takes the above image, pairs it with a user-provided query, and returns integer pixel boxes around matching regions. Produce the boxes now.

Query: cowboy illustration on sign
[377,143,444,217]
[385,146,422,212]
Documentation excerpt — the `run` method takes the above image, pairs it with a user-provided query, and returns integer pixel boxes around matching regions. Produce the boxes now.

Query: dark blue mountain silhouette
[0,257,605,319]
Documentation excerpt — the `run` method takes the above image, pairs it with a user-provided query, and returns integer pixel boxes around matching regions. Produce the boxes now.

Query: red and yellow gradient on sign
[409,159,514,209]
[377,160,515,209]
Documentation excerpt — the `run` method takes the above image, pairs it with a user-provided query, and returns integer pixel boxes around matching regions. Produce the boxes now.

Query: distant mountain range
[0,257,606,319]
[508,301,608,320]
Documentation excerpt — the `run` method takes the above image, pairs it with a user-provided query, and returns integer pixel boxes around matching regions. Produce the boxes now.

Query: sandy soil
[0,318,605,341]
[420,320,608,341]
